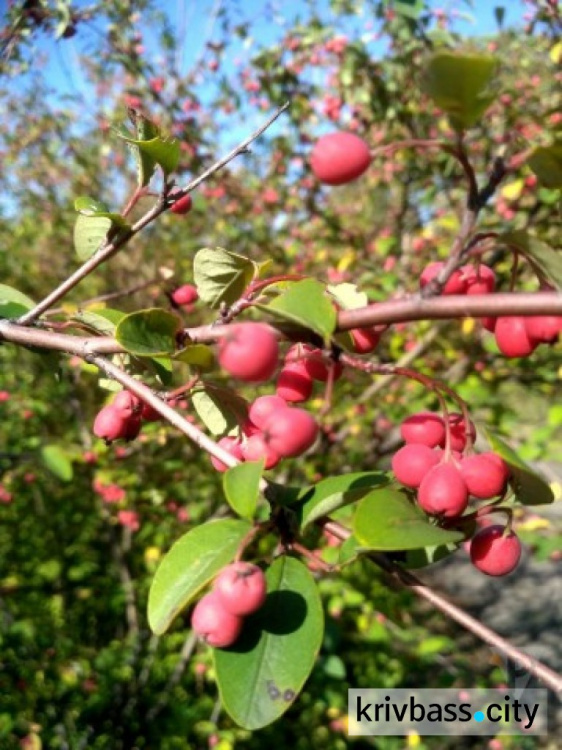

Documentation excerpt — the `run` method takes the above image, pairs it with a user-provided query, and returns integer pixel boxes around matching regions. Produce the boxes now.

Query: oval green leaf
[74,196,109,215]
[223,460,264,519]
[173,343,215,371]
[353,487,465,550]
[40,445,73,482]
[214,556,324,730]
[115,308,182,356]
[263,279,337,341]
[148,519,252,635]
[73,214,113,260]
[482,429,554,506]
[0,284,35,318]
[499,231,562,290]
[191,385,248,436]
[528,144,562,189]
[193,247,257,309]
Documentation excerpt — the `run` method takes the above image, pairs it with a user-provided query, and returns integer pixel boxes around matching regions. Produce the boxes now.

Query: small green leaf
[73,215,113,260]
[0,284,34,318]
[74,196,109,215]
[353,487,465,550]
[263,279,337,341]
[482,429,554,506]
[114,113,165,187]
[148,519,252,635]
[173,343,215,371]
[223,460,264,518]
[73,309,126,336]
[40,445,73,482]
[499,231,562,290]
[528,144,562,189]
[390,0,424,20]
[327,283,368,310]
[404,542,461,569]
[193,247,258,309]
[214,556,324,730]
[191,386,248,436]
[422,50,498,130]
[295,472,391,529]
[115,308,182,357]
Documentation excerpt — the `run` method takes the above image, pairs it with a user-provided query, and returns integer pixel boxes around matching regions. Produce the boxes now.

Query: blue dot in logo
[474,711,485,722]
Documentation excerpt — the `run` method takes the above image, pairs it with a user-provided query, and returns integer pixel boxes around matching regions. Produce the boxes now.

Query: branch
[16,102,291,326]
[322,519,562,696]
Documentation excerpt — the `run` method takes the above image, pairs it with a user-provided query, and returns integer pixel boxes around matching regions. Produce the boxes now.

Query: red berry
[420,262,468,295]
[463,264,496,295]
[123,414,142,441]
[350,327,381,354]
[191,591,243,648]
[141,400,163,422]
[240,433,280,469]
[93,405,128,443]
[481,316,497,332]
[524,316,561,344]
[401,412,446,448]
[171,284,199,307]
[459,452,510,499]
[112,390,141,416]
[494,317,538,358]
[310,132,372,186]
[218,323,279,383]
[276,362,314,402]
[441,413,476,452]
[470,525,522,576]
[169,191,193,215]
[263,407,319,458]
[213,562,267,616]
[210,436,244,472]
[391,444,441,489]
[248,395,288,430]
[417,463,469,518]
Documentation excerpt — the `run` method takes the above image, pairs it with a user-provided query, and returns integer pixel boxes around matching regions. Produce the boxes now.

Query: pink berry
[494,317,538,358]
[441,413,476,452]
[524,316,561,344]
[170,191,193,215]
[213,562,267,616]
[112,390,141,416]
[263,407,319,458]
[420,262,468,295]
[417,463,469,518]
[248,395,288,430]
[391,444,441,489]
[350,327,381,354]
[470,525,522,576]
[460,452,510,499]
[240,434,280,469]
[310,132,372,186]
[93,405,128,443]
[463,264,496,295]
[481,316,497,332]
[191,591,243,648]
[218,323,279,383]
[141,400,163,422]
[171,284,199,307]
[123,414,142,441]
[210,436,244,472]
[401,412,446,448]
[276,362,314,402]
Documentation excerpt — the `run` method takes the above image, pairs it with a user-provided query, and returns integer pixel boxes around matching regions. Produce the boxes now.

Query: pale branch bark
[16,102,291,326]
[1,292,561,356]
[322,520,562,696]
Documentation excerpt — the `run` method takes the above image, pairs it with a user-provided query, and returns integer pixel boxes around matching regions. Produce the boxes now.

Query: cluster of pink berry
[93,390,163,444]
[420,260,561,357]
[191,562,267,648]
[391,410,522,576]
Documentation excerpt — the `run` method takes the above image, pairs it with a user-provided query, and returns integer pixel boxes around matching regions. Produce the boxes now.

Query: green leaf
[482,429,554,506]
[74,196,109,215]
[294,472,391,529]
[191,385,248,436]
[193,247,258,309]
[214,556,324,730]
[353,487,465,550]
[173,343,215,371]
[223,461,264,519]
[115,308,182,357]
[148,519,252,635]
[40,445,73,482]
[528,144,562,189]
[114,112,164,187]
[421,50,498,130]
[0,284,34,318]
[73,309,126,336]
[73,215,114,260]
[263,279,337,341]
[403,542,461,569]
[499,231,562,290]
[390,0,424,20]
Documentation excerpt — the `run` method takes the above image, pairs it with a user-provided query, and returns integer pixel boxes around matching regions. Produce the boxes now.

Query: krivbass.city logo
[348,689,548,736]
